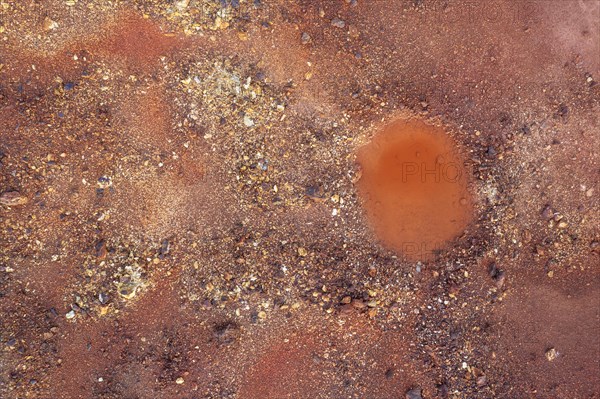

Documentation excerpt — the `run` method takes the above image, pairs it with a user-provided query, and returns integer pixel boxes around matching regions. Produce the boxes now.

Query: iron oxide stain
[356,118,474,261]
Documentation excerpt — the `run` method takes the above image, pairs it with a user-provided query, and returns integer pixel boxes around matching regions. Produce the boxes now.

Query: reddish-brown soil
[1,1,598,399]
[357,118,473,261]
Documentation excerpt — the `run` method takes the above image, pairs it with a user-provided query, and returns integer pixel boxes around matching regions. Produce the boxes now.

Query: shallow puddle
[356,118,473,261]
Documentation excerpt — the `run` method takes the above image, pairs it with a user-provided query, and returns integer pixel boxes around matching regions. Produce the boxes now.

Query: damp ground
[356,118,473,261]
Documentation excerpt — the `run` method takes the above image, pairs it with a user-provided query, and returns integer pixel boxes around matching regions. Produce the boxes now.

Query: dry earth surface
[0,1,599,398]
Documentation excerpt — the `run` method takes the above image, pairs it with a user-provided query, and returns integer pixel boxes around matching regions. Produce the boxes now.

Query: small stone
[95,240,107,259]
[98,292,109,304]
[522,229,532,243]
[213,16,229,30]
[175,377,185,384]
[406,387,422,399]
[119,286,137,300]
[586,188,594,197]
[385,368,394,379]
[175,0,190,11]
[243,115,254,127]
[545,347,558,361]
[301,32,311,44]
[477,375,487,386]
[437,383,449,397]
[495,271,506,289]
[541,204,554,220]
[0,191,28,206]
[159,238,170,257]
[331,18,346,28]
[557,103,569,118]
[65,310,76,319]
[43,17,59,31]
[297,247,308,257]
[305,185,323,199]
[258,311,267,319]
[557,221,568,229]
[341,296,352,304]
[351,299,366,309]
[97,175,112,188]
[488,262,506,289]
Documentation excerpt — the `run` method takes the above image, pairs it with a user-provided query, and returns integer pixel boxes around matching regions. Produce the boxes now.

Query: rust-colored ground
[1,1,598,399]
[356,118,473,261]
